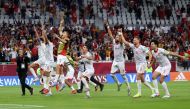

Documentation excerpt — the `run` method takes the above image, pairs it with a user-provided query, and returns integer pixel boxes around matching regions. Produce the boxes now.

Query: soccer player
[79,45,95,98]
[150,40,185,98]
[75,48,104,93]
[119,30,155,98]
[104,21,131,95]
[28,26,46,82]
[53,19,77,94]
[41,24,55,96]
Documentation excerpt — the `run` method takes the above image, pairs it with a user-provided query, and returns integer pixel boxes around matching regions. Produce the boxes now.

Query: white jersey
[45,42,54,62]
[78,59,85,72]
[37,42,46,59]
[83,52,94,70]
[151,48,171,67]
[113,39,125,62]
[129,43,149,64]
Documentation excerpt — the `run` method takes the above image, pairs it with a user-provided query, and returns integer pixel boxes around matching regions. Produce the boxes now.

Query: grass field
[0,82,190,109]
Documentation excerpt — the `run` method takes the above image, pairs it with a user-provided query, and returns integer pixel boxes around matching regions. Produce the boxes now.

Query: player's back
[38,43,46,59]
[45,42,54,62]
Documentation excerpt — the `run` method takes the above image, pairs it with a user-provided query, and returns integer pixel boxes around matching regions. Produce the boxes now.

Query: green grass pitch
[0,82,190,109]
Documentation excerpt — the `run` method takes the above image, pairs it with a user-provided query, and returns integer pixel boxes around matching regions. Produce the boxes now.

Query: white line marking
[0,104,45,109]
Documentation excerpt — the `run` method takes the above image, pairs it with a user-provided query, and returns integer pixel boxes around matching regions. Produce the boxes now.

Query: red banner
[0,61,177,76]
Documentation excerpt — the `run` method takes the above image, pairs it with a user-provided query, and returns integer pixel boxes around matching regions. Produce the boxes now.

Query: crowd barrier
[0,61,188,87]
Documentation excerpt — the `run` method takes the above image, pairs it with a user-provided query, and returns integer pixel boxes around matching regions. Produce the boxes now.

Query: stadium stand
[0,0,189,70]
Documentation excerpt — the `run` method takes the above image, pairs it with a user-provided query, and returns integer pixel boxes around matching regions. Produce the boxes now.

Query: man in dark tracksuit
[16,49,33,96]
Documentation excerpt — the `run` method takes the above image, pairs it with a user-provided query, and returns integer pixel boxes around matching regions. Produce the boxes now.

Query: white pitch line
[0,104,45,108]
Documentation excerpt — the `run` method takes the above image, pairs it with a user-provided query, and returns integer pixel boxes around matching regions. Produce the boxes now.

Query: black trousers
[18,74,32,95]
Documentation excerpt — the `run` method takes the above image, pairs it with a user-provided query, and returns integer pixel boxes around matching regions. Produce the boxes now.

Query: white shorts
[57,55,69,65]
[155,65,171,76]
[82,69,94,79]
[65,65,75,79]
[34,57,46,67]
[41,61,55,72]
[136,63,147,74]
[110,61,125,74]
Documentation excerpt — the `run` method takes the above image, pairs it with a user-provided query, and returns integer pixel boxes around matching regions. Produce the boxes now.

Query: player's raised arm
[41,23,48,43]
[33,26,39,38]
[52,33,67,43]
[59,19,64,35]
[33,26,41,44]
[118,28,130,46]
[104,20,114,40]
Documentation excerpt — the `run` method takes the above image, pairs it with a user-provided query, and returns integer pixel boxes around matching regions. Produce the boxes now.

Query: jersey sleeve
[129,43,134,49]
[87,52,93,59]
[160,48,170,55]
[142,46,149,53]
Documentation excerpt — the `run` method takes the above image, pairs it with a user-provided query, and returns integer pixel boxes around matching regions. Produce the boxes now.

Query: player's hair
[134,36,141,41]
[84,40,91,50]
[151,39,159,46]
[62,30,70,37]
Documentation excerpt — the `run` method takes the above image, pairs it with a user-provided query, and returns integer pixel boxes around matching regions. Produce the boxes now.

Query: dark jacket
[16,55,30,76]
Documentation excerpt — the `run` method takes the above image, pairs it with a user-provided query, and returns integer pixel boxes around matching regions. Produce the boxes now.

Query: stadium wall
[0,61,182,87]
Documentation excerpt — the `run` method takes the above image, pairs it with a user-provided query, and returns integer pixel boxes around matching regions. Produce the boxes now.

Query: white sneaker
[151,93,160,98]
[45,93,52,96]
[59,83,66,92]
[162,95,170,98]
[85,94,91,99]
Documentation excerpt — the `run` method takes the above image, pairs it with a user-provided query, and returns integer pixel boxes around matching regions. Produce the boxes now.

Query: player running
[150,40,186,98]
[75,47,104,93]
[78,45,95,98]
[119,31,155,98]
[104,21,131,95]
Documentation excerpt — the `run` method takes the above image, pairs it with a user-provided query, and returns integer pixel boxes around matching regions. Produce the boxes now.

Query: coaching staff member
[16,49,33,96]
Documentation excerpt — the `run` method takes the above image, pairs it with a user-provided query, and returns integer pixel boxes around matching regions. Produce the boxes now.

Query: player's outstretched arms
[168,51,187,60]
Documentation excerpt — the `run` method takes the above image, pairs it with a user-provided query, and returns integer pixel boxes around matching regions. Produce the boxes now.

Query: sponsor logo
[175,72,187,81]
[106,73,170,83]
[0,76,40,86]
[171,72,190,81]
[0,73,171,86]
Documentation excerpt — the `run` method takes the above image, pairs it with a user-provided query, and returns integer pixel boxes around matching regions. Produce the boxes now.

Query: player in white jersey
[120,34,155,98]
[28,26,46,82]
[75,47,104,93]
[41,26,56,96]
[104,21,131,95]
[78,45,94,98]
[150,40,185,98]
